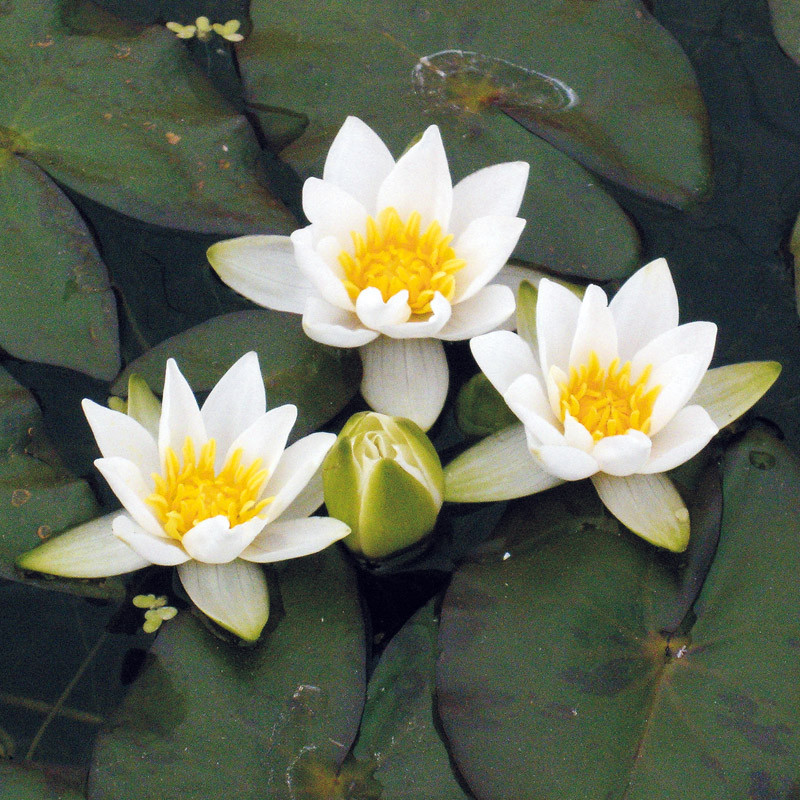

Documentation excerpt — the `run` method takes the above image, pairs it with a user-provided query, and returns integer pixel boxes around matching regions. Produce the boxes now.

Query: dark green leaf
[0,761,85,800]
[89,547,366,800]
[111,310,361,438]
[769,0,800,66]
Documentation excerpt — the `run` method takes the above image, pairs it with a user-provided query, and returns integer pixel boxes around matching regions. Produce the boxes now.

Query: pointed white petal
[569,284,617,369]
[641,405,718,473]
[112,515,190,565]
[631,321,717,379]
[16,513,149,577]
[322,116,395,210]
[610,258,679,361]
[207,235,313,314]
[376,125,452,228]
[178,559,269,642]
[591,430,652,476]
[562,411,594,451]
[224,404,297,479]
[450,161,529,237]
[159,359,206,463]
[546,364,568,420]
[278,468,324,520]
[647,353,709,435]
[535,444,598,481]
[291,228,353,310]
[302,177,368,242]
[201,351,266,457]
[261,432,337,522]
[470,330,539,394]
[503,374,563,443]
[82,400,159,478]
[94,457,165,537]
[374,292,451,338]
[444,424,563,502]
[438,284,515,340]
[241,516,350,562]
[302,296,379,347]
[359,337,448,430]
[181,515,266,564]
[451,215,527,302]
[355,287,411,329]
[688,361,781,429]
[591,472,690,552]
[537,278,582,376]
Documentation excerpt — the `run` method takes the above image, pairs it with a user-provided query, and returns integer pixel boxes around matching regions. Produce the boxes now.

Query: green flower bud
[322,412,444,561]
[455,373,517,438]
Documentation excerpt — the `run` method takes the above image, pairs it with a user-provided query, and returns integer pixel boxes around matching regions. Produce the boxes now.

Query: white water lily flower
[17,352,350,641]
[208,116,528,430]
[446,258,781,551]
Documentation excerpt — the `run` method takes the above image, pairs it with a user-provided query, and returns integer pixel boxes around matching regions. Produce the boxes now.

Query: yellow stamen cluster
[558,352,661,441]
[146,438,271,540]
[338,207,466,315]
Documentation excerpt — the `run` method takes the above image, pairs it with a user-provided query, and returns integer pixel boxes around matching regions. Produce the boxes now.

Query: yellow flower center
[558,351,661,441]
[146,438,271,540]
[338,207,466,315]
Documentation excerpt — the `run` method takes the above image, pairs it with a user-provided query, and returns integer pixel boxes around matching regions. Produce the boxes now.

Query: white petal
[376,125,452,228]
[591,472,690,552]
[503,374,563,444]
[241,516,350,562]
[302,177,368,243]
[647,352,710,435]
[546,364,568,420]
[224,404,297,480]
[451,215,527,302]
[159,359,206,463]
[178,559,269,642]
[291,228,353,310]
[610,258,679,361]
[278,468,324,520]
[562,412,594,451]
[181,515,266,563]
[355,287,411,329]
[374,292,451,339]
[206,235,314,314]
[94,457,165,538]
[16,513,149,578]
[322,116,395,210]
[201,351,266,457]
[537,278,582,376]
[470,330,539,394]
[535,445,598,481]
[569,284,617,370]
[112,515,190,566]
[449,161,529,237]
[631,321,717,378]
[591,430,652,476]
[82,399,159,478]
[302,296,379,347]
[641,405,718,473]
[359,337,448,430]
[688,361,781,429]
[444,424,563,502]
[438,284,515,341]
[261,432,337,523]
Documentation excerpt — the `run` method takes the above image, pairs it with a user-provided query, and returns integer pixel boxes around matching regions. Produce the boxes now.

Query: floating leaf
[769,0,800,66]
[437,429,800,799]
[353,601,470,799]
[0,366,120,601]
[111,310,361,438]
[0,156,119,380]
[0,761,85,800]
[89,547,366,800]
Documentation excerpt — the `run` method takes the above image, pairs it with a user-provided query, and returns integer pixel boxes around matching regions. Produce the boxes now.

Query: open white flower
[17,352,349,641]
[208,116,528,430]
[445,258,781,551]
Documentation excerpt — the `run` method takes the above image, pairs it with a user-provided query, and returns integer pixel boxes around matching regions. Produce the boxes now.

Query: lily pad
[769,0,800,66]
[0,0,295,236]
[352,601,470,799]
[0,761,84,800]
[111,310,361,438]
[88,546,366,800]
[0,366,120,601]
[437,429,800,799]
[0,156,119,380]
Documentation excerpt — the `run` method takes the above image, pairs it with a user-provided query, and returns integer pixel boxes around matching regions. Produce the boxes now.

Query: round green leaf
[239,0,642,280]
[437,430,800,799]
[111,310,361,438]
[769,0,800,66]
[0,761,84,800]
[0,156,119,380]
[88,547,366,800]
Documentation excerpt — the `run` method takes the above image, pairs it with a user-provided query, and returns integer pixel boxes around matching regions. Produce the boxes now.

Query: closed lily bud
[323,412,444,560]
